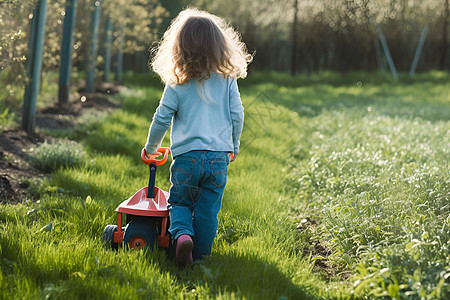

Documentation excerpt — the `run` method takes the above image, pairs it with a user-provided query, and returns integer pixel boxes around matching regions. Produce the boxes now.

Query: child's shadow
[158,250,314,299]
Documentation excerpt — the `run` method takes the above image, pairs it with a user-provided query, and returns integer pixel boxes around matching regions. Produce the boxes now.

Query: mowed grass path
[0,72,448,299]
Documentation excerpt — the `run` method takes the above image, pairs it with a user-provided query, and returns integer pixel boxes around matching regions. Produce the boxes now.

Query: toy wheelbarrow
[101,147,172,251]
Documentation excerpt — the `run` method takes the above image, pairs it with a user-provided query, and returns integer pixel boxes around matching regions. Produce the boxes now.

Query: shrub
[29,140,86,172]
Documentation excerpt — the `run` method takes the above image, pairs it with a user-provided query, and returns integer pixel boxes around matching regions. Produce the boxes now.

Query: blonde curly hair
[150,7,253,85]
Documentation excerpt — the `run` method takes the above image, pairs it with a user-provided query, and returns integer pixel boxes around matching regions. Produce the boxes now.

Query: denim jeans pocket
[171,157,194,186]
[208,161,228,188]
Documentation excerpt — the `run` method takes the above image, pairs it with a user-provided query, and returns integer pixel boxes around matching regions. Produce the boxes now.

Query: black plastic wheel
[101,224,119,250]
[123,220,158,250]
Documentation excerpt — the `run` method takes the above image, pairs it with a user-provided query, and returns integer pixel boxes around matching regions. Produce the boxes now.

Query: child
[144,7,252,267]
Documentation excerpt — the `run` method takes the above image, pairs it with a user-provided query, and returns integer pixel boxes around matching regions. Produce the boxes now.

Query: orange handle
[141,147,171,167]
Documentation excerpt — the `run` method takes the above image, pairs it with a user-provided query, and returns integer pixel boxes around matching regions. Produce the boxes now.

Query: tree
[0,1,37,79]
[0,0,168,110]
[187,0,447,72]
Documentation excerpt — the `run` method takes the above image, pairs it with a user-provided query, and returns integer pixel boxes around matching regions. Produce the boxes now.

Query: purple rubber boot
[176,235,193,267]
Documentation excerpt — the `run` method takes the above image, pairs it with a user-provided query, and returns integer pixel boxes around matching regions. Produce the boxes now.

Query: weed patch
[287,91,449,297]
[29,140,86,173]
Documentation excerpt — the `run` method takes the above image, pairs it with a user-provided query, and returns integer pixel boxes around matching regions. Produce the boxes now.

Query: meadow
[0,71,448,299]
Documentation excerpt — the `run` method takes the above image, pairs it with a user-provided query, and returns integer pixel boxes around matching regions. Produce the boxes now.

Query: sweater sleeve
[144,85,178,154]
[229,78,244,154]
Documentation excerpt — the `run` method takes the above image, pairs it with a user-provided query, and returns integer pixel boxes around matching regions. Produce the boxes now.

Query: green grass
[287,111,448,297]
[242,72,449,298]
[1,71,449,299]
[29,140,86,173]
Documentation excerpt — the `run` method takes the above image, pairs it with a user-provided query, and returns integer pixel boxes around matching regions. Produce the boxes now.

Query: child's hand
[145,150,162,160]
[229,153,237,162]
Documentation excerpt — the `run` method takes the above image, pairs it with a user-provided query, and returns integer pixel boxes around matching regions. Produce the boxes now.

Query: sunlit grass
[1,79,328,299]
[278,76,449,298]
[1,71,449,299]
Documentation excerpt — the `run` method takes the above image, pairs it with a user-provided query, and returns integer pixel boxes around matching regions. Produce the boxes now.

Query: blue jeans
[168,150,229,259]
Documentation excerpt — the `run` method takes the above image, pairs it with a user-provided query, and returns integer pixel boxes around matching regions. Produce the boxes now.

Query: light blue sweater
[145,73,244,158]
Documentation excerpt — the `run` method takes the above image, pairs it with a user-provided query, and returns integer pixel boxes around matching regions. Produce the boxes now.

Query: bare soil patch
[296,217,352,281]
[0,84,123,204]
[0,129,47,203]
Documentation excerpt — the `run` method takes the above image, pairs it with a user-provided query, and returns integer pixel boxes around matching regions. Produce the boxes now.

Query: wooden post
[58,0,78,103]
[22,0,48,133]
[409,25,429,77]
[376,25,398,80]
[85,0,101,93]
[103,16,113,82]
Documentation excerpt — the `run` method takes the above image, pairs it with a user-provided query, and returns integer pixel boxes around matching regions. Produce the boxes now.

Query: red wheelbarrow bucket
[101,147,172,250]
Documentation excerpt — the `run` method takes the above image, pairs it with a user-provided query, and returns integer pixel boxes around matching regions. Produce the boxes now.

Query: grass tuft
[29,140,86,173]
